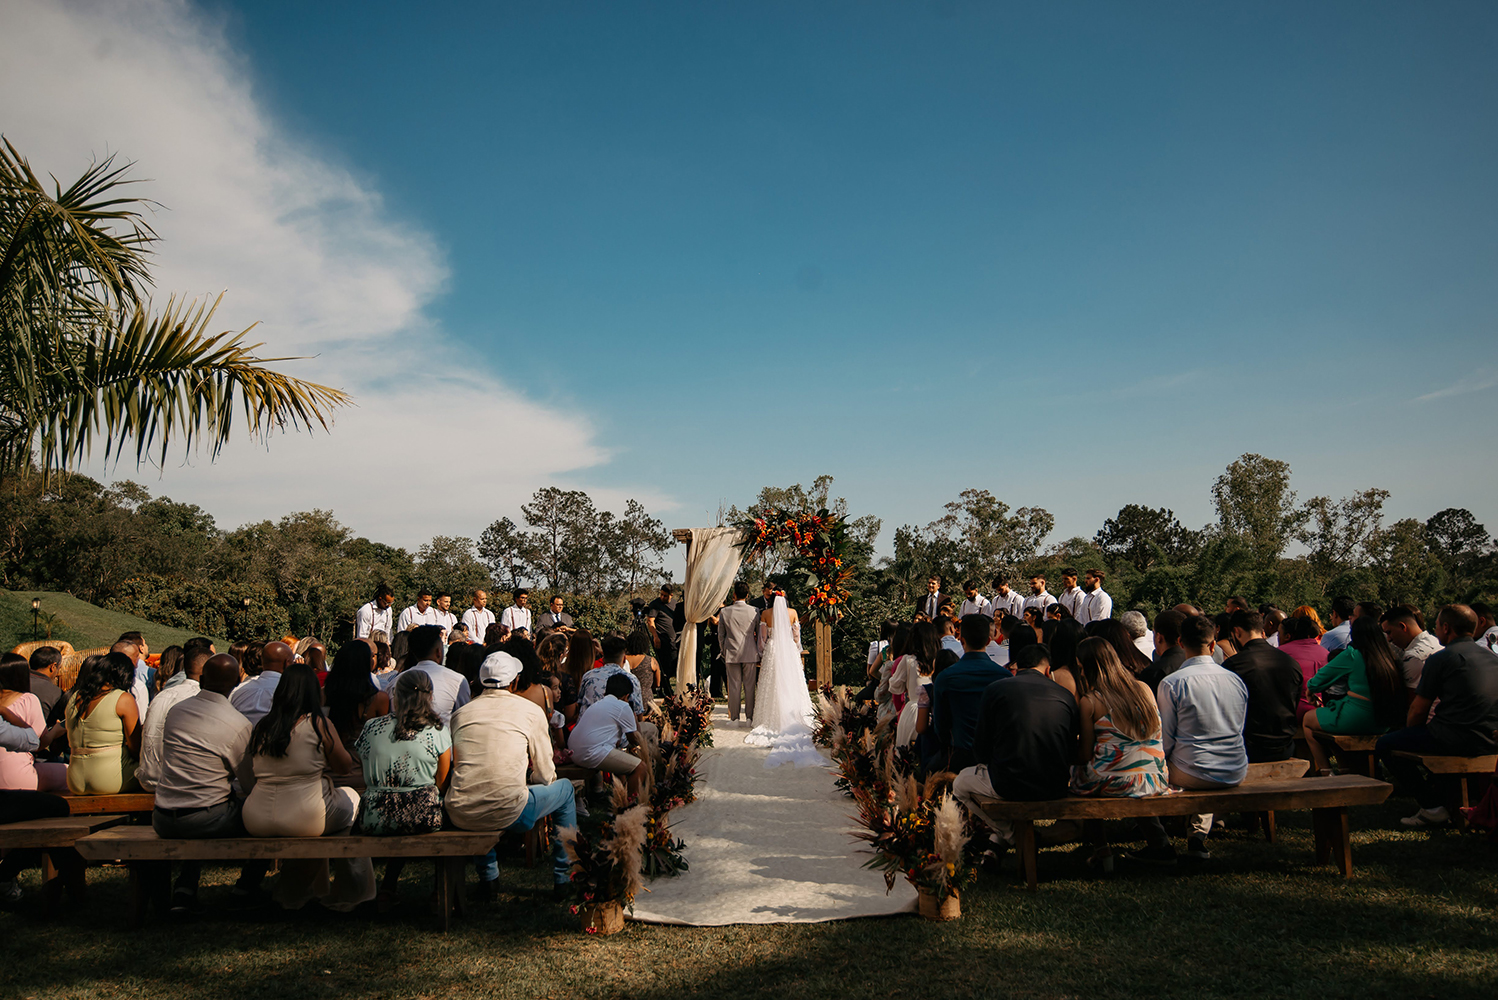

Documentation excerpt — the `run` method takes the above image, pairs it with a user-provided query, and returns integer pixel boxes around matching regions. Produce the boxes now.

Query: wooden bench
[1316,734,1380,777]
[74,826,504,931]
[1245,758,1309,843]
[62,794,155,815]
[975,773,1391,889]
[0,814,129,895]
[1391,751,1497,824]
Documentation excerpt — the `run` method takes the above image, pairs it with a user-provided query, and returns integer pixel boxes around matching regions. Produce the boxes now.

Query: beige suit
[717,601,761,721]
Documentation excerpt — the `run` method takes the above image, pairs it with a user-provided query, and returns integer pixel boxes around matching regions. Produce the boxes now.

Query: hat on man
[479,650,522,689]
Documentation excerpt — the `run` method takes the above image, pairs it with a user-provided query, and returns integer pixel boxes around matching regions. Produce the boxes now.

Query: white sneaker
[1399,806,1450,828]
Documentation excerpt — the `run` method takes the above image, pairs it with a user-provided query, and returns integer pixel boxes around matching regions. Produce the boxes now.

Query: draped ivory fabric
[675,526,746,690]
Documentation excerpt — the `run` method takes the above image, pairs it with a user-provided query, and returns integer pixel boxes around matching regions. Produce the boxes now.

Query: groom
[718,581,761,724]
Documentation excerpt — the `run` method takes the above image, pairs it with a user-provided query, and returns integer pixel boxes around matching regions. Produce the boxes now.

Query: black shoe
[169,889,202,916]
[1184,836,1211,861]
[1123,845,1178,866]
[470,878,496,903]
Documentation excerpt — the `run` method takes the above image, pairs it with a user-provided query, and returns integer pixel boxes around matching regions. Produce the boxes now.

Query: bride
[743,593,825,768]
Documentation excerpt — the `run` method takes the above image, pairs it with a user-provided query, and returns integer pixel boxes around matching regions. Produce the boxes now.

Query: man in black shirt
[951,644,1080,846]
[27,646,67,726]
[1221,610,1303,762]
[1378,604,1498,827]
[1151,609,1189,681]
[647,585,679,674]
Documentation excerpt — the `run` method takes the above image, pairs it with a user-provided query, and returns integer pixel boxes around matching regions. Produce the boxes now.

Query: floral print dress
[1070,713,1169,798]
[354,716,451,835]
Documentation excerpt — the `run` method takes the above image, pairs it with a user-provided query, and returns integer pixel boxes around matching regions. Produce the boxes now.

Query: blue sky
[5,1,1496,553]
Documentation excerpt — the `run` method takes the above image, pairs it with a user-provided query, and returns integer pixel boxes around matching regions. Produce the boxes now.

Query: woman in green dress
[1303,616,1406,773]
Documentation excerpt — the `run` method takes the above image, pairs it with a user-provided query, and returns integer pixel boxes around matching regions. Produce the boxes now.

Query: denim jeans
[1376,726,1453,810]
[474,779,578,886]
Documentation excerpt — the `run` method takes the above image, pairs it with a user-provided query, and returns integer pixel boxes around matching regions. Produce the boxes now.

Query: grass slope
[0,798,1494,999]
[0,589,229,654]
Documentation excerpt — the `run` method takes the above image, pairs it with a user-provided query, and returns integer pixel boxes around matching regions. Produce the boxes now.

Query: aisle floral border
[735,507,852,623]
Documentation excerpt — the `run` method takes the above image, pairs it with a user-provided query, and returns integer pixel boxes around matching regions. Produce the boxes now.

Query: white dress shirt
[355,601,393,640]
[500,605,532,633]
[397,604,442,632]
[917,594,943,620]
[462,607,496,643]
[136,674,201,791]
[1134,631,1156,659]
[1480,625,1498,654]
[1023,591,1055,612]
[434,609,458,633]
[130,663,151,715]
[985,641,1009,666]
[990,589,1025,621]
[401,659,473,726]
[959,595,991,619]
[1080,588,1113,624]
[1058,586,1086,619]
[229,670,282,726]
[939,635,964,657]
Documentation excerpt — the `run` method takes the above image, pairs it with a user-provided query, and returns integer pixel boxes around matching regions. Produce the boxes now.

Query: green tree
[0,139,349,478]
[1211,453,1308,566]
[1425,508,1493,598]
[1095,504,1203,572]
[416,536,491,600]
[520,487,598,590]
[607,499,671,595]
[1297,488,1389,592]
[477,516,531,593]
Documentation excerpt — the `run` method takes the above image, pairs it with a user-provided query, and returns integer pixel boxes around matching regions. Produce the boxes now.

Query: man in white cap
[444,649,577,901]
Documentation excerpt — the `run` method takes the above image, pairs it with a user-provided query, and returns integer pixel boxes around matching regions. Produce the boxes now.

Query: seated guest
[1304,617,1406,773]
[1279,614,1329,722]
[568,673,647,799]
[242,663,375,911]
[323,640,391,776]
[64,651,142,795]
[0,662,67,791]
[1221,610,1304,763]
[445,651,577,900]
[1381,605,1441,701]
[1262,607,1286,647]
[1151,610,1189,682]
[1320,596,1356,653]
[1120,610,1155,661]
[153,646,183,696]
[230,640,292,725]
[935,615,962,657]
[26,646,66,726]
[1045,619,1085,697]
[137,648,209,791]
[356,670,452,909]
[952,643,1079,848]
[151,654,258,911]
[1094,618,1159,690]
[890,623,938,746]
[1378,604,1498,828]
[400,625,470,725]
[931,614,1013,772]
[576,634,644,716]
[1138,614,1248,863]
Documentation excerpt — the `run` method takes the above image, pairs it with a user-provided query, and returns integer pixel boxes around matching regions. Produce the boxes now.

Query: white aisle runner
[629,706,918,925]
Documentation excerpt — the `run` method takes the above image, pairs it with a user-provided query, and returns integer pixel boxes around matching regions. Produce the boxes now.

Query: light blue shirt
[1156,655,1249,786]
[1320,621,1351,653]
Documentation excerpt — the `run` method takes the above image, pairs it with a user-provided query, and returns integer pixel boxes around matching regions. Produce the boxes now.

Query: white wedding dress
[743,596,825,768]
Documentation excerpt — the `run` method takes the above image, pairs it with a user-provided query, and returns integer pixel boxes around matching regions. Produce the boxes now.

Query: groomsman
[1023,575,1055,614]
[915,577,947,621]
[538,595,575,634]
[434,593,458,633]
[398,590,441,632]
[355,585,395,640]
[749,582,775,612]
[500,589,533,634]
[989,574,1025,621]
[1057,570,1085,620]
[461,590,496,644]
[959,580,990,618]
[1080,569,1113,624]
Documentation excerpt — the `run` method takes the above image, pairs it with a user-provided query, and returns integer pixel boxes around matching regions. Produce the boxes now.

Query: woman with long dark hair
[64,651,141,795]
[153,646,183,695]
[563,628,597,698]
[1303,617,1407,773]
[894,621,939,746]
[623,629,660,708]
[243,663,374,911]
[1046,619,1085,697]
[323,641,390,767]
[535,631,576,722]
[1092,619,1155,680]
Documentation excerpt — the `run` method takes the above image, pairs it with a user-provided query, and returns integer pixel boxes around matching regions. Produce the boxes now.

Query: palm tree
[0,137,350,477]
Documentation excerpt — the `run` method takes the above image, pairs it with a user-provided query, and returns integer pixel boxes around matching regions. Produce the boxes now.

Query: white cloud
[0,0,652,546]
[1413,368,1498,404]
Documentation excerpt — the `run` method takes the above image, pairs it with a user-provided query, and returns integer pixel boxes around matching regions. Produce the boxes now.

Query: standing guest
[1279,616,1330,723]
[1377,605,1498,828]
[1320,596,1356,653]
[1152,610,1190,680]
[951,644,1080,850]
[231,641,292,726]
[1381,605,1441,698]
[137,648,209,791]
[65,651,142,795]
[871,623,912,716]
[1057,570,1085,620]
[646,586,678,665]
[624,629,662,709]
[356,669,452,910]
[915,576,947,622]
[501,589,534,636]
[1080,569,1113,624]
[243,663,374,911]
[568,673,648,798]
[1304,617,1407,773]
[323,640,391,764]
[1023,575,1056,615]
[537,595,575,635]
[1120,611,1155,662]
[0,664,67,791]
[400,625,470,726]
[990,574,1025,621]
[354,585,396,641]
[461,591,496,647]
[1471,602,1498,654]
[1221,610,1304,763]
[930,615,1014,773]
[397,590,440,633]
[1142,614,1248,862]
[26,646,66,726]
[150,654,258,911]
[432,593,458,634]
[445,651,577,901]
[717,583,761,724]
[959,580,990,619]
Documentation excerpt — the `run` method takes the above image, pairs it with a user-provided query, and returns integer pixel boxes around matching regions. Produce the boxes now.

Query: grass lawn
[1,795,1494,1000]
[0,589,229,655]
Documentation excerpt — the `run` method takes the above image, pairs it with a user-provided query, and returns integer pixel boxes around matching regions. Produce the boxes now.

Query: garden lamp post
[31,597,40,641]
